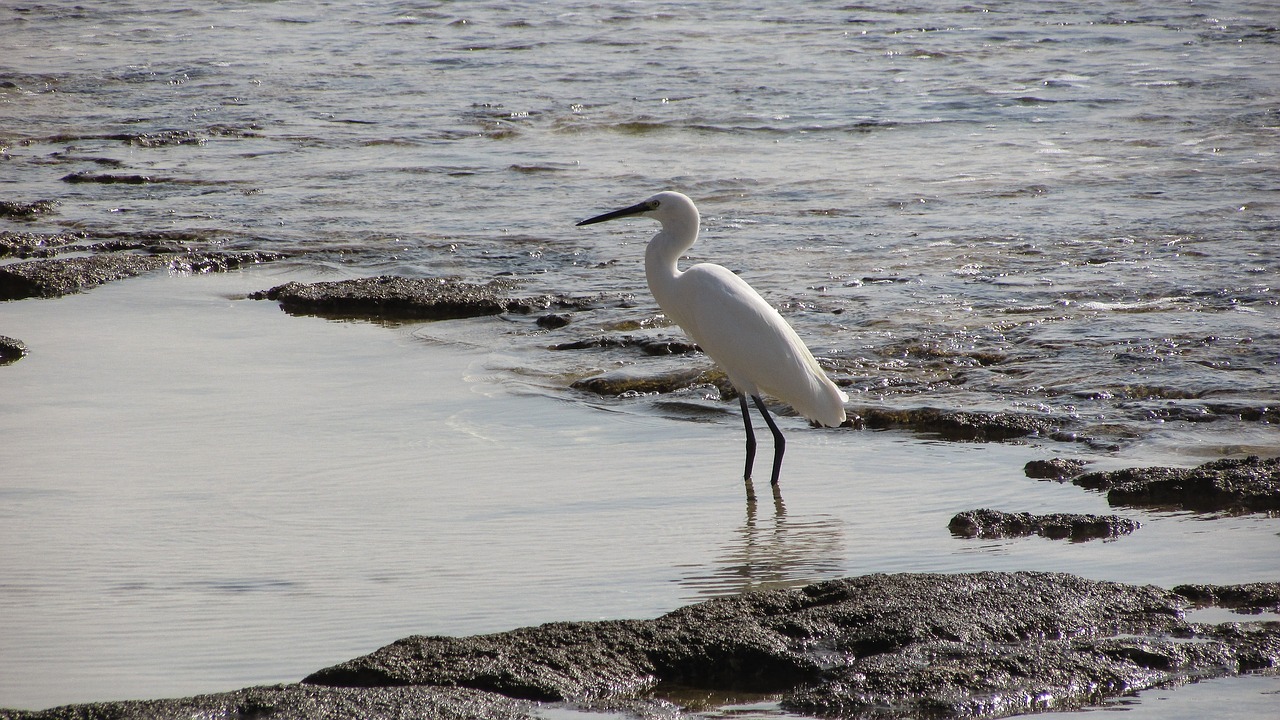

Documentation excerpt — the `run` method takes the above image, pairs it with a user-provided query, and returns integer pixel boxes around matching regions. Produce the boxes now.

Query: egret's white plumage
[577,191,847,491]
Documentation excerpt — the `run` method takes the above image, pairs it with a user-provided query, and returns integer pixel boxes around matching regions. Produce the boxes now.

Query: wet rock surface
[299,571,1278,719]
[536,312,572,329]
[20,126,260,149]
[1,229,242,260]
[3,572,1278,719]
[0,253,166,299]
[562,362,1088,442]
[1074,455,1280,513]
[852,406,1060,441]
[571,366,728,398]
[1173,582,1280,613]
[557,338,737,400]
[249,276,597,321]
[60,171,172,184]
[1024,457,1087,480]
[784,629,1274,719]
[0,335,27,365]
[948,509,1140,542]
[0,250,285,300]
[0,684,535,720]
[552,333,699,356]
[2,230,108,259]
[0,200,57,220]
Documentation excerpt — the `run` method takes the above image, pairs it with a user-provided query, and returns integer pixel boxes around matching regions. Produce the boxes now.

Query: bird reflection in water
[676,481,846,598]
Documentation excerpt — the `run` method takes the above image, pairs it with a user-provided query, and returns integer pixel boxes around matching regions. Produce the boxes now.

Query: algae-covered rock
[0,254,168,299]
[1024,457,1087,480]
[536,312,572,329]
[0,200,57,220]
[60,171,170,184]
[250,276,593,321]
[948,508,1140,542]
[0,251,284,300]
[0,335,27,365]
[0,231,89,259]
[854,406,1060,441]
[303,571,1280,717]
[0,683,533,720]
[1172,582,1280,613]
[1074,455,1280,513]
[304,620,659,701]
[570,366,726,397]
[8,572,1279,720]
[784,633,1245,718]
[552,333,698,356]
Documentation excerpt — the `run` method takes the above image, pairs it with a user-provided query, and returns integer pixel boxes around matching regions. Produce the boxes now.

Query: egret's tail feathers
[816,385,849,428]
[793,375,847,428]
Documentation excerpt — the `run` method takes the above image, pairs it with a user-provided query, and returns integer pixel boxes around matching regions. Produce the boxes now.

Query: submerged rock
[552,333,699,356]
[0,336,27,365]
[571,365,731,398]
[571,366,727,397]
[5,572,1278,719]
[1074,455,1280,513]
[0,251,284,300]
[948,508,1140,542]
[250,276,592,321]
[536,312,572,329]
[60,171,170,184]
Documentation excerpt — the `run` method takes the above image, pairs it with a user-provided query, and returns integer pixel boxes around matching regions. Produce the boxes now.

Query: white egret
[577,191,848,492]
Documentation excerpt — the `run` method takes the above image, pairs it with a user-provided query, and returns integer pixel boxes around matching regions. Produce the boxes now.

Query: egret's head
[576,191,697,228]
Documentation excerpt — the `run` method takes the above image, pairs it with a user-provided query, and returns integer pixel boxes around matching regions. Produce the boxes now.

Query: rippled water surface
[2,0,1277,714]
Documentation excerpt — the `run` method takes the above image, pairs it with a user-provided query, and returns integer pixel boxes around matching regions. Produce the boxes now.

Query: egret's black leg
[751,395,786,486]
[739,393,757,485]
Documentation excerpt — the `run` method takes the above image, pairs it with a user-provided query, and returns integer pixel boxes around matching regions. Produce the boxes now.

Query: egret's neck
[644,222,696,309]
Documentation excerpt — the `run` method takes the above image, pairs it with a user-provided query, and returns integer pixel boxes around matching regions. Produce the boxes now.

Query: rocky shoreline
[0,229,285,300]
[2,571,1278,719]
[4,237,1277,440]
[3,233,1279,718]
[4,244,1278,494]
[12,239,1273,519]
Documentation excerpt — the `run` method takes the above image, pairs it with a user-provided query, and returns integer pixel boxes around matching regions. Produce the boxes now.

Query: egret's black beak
[575,201,652,227]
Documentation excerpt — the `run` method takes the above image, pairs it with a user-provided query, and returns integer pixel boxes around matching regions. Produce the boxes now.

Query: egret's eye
[648,200,660,210]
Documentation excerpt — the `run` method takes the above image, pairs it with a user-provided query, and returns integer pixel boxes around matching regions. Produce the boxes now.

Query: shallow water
[2,267,1277,712]
[1,0,1278,714]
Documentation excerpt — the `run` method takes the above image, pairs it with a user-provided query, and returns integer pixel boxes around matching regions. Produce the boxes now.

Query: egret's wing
[673,264,846,426]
